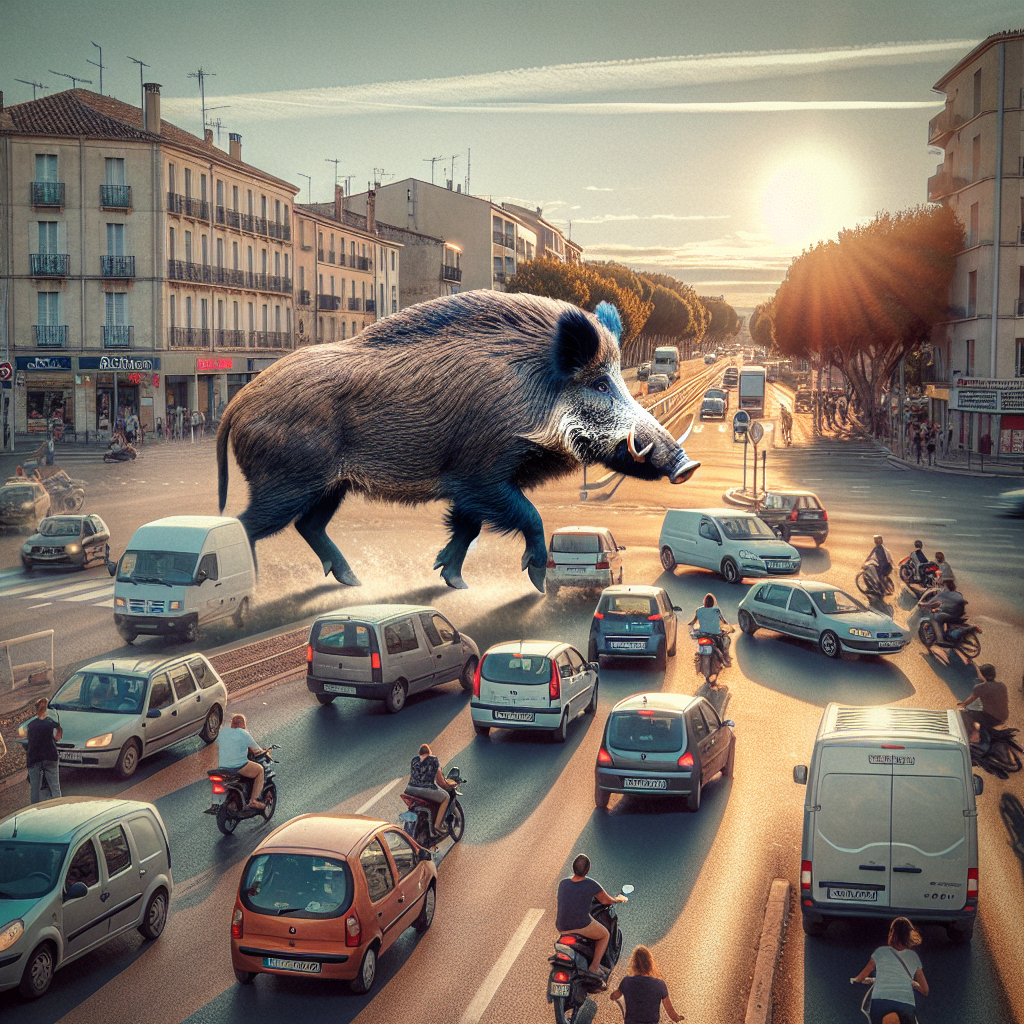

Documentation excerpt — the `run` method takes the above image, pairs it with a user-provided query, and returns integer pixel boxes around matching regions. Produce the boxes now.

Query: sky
[2,0,1020,312]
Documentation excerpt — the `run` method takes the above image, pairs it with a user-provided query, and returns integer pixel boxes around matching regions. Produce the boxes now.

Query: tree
[587,261,645,298]
[643,285,695,337]
[749,299,775,352]
[504,256,591,306]
[582,275,652,346]
[703,298,740,340]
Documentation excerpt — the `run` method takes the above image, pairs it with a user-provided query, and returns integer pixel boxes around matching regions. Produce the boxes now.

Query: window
[35,154,57,182]
[247,302,254,332]
[201,234,208,266]
[232,301,239,330]
[216,179,224,207]
[556,652,573,678]
[247,246,253,273]
[188,656,214,688]
[550,532,600,554]
[197,551,218,581]
[241,853,353,920]
[274,305,281,332]
[275,251,281,277]
[232,184,239,211]
[168,162,176,194]
[232,241,238,269]
[972,69,982,117]
[105,292,127,327]
[184,230,193,263]
[383,618,419,654]
[359,839,394,903]
[169,294,176,329]
[169,227,176,261]
[971,135,981,181]
[284,253,289,278]
[392,284,397,313]
[247,189,253,216]
[98,825,132,877]
[127,815,165,863]
[261,304,268,331]
[699,702,721,733]
[66,839,99,888]
[200,297,208,329]
[789,589,814,616]
[1017,338,1024,378]
[351,241,356,263]
[965,338,975,375]
[261,249,267,275]
[200,174,207,202]
[37,291,60,326]
[38,221,58,253]
[299,266,305,290]
[382,830,418,881]
[169,663,196,701]
[217,299,224,329]
[567,648,586,673]
[493,256,503,277]
[969,203,979,247]
[608,710,683,752]
[286,308,291,334]
[185,296,193,327]
[689,709,708,742]
[698,520,721,542]
[419,613,456,647]
[261,195,267,221]
[754,584,791,608]
[105,157,126,186]
[967,271,978,317]
[391,250,396,272]
[216,238,224,267]
[184,167,192,198]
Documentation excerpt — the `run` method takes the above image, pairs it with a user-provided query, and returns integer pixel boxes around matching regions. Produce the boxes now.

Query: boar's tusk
[627,426,654,463]
[677,421,694,445]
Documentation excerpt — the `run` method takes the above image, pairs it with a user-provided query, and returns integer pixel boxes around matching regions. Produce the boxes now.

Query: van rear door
[311,618,377,685]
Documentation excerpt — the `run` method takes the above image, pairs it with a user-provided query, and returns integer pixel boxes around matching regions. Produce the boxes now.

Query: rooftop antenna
[372,168,395,188]
[50,70,93,91]
[87,42,106,95]
[15,79,48,100]
[204,105,230,143]
[297,172,312,205]
[187,67,216,135]
[325,157,341,188]
[465,148,471,195]
[342,175,354,197]
[422,155,445,185]
[127,56,150,111]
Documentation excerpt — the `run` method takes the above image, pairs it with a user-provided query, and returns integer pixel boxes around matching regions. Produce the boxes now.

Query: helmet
[914,540,923,549]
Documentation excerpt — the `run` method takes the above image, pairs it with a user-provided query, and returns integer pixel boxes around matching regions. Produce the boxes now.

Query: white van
[652,346,679,381]
[109,516,255,644]
[793,704,981,943]
[658,508,800,584]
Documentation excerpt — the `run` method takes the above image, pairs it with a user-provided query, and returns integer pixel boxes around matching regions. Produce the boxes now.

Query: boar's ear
[553,308,601,376]
[594,302,622,342]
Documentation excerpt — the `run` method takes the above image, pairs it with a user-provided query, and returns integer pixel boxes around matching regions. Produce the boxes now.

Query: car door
[657,590,678,649]
[566,647,591,715]
[786,588,818,640]
[60,836,109,959]
[97,822,143,936]
[698,701,730,776]
[688,706,716,783]
[169,661,205,735]
[141,672,178,752]
[384,618,434,694]
[749,584,786,632]
[697,518,722,569]
[554,651,575,715]
[196,552,222,623]
[603,530,622,580]
[381,828,429,934]
[186,656,216,720]
[418,612,463,684]
[358,836,403,951]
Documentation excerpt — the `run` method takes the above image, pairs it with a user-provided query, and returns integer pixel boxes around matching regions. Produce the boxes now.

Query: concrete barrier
[744,877,791,1024]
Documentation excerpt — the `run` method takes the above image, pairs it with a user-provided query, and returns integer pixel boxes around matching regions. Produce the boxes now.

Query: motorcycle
[855,561,894,600]
[104,445,137,462]
[917,601,981,660]
[897,555,941,597]
[548,884,634,1024]
[692,627,733,717]
[966,720,1023,779]
[399,766,467,849]
[41,470,86,512]
[205,745,280,835]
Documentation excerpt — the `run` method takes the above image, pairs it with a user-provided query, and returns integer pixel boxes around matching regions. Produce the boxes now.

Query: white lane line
[459,908,546,1024]
[92,598,114,608]
[22,578,115,600]
[838,512,956,526]
[910,489,930,494]
[355,777,402,815]
[28,602,52,609]
[65,586,116,602]
[0,579,64,597]
[0,567,25,580]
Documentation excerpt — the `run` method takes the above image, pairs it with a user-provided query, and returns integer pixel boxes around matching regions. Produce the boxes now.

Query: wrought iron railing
[101,184,131,209]
[169,327,211,348]
[30,253,69,276]
[251,331,291,349]
[226,209,241,229]
[216,205,226,224]
[215,330,248,350]
[101,255,135,278]
[34,325,67,347]
[443,264,462,282]
[103,325,133,348]
[356,256,372,271]
[31,181,64,206]
[348,297,362,311]
[298,289,311,305]
[319,294,341,310]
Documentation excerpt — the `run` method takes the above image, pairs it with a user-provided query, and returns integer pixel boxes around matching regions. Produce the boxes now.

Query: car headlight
[849,628,872,638]
[0,919,24,952]
[738,549,760,560]
[85,732,113,748]
[66,543,80,554]
[115,597,126,608]
[170,600,182,610]
[22,542,31,552]
[21,502,33,511]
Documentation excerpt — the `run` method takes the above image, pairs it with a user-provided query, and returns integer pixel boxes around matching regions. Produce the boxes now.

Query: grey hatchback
[588,585,681,671]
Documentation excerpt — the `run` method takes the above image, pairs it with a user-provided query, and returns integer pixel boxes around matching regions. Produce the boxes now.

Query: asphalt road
[0,373,1022,1024]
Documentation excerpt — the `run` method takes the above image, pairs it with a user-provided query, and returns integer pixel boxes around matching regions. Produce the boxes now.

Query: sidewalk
[876,440,1024,479]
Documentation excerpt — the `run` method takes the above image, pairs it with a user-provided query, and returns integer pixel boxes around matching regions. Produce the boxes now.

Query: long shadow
[794,546,832,574]
[1000,793,1024,871]
[913,646,980,698]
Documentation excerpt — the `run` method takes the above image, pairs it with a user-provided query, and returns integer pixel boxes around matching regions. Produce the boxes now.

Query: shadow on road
[795,547,832,574]
[1000,793,1024,869]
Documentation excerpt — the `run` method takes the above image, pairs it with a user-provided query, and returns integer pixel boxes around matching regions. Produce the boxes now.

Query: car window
[127,815,165,864]
[812,589,862,614]
[608,711,683,752]
[82,519,94,536]
[432,615,457,643]
[188,657,217,689]
[699,520,721,542]
[384,618,419,655]
[689,710,709,742]
[359,838,395,903]
[316,620,373,657]
[789,589,815,616]
[241,853,353,920]
[170,664,196,701]
[699,702,721,733]
[197,552,218,581]
[567,649,586,673]
[557,653,573,678]
[381,830,418,881]
[98,825,132,878]
[148,674,174,711]
[603,532,617,550]
[419,613,442,646]
[550,533,601,554]
[66,838,99,888]
[480,654,552,684]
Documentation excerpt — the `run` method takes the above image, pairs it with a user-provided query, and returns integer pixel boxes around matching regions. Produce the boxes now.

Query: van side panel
[661,511,700,568]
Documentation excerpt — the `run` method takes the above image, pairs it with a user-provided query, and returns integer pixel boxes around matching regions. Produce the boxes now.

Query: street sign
[749,421,764,445]
[0,362,12,382]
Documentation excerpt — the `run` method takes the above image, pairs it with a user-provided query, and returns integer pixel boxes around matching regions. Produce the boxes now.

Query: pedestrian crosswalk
[0,566,114,608]
[771,434,900,470]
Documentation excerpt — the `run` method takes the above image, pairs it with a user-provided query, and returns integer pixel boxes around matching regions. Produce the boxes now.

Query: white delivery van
[109,516,255,644]
[793,703,981,943]
[658,508,800,584]
[652,346,680,382]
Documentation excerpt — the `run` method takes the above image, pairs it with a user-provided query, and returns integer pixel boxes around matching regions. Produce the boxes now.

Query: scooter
[692,626,733,717]
[855,561,894,600]
[917,602,981,660]
[898,556,942,597]
[399,767,467,849]
[963,717,1023,779]
[206,745,280,835]
[103,444,137,462]
[548,884,634,1024]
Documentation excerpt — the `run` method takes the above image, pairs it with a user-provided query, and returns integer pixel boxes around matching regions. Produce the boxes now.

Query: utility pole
[422,155,445,185]
[127,56,150,111]
[15,79,47,100]
[187,67,216,136]
[88,42,105,95]
[465,148,471,194]
[50,70,93,90]
[297,173,312,205]
[449,154,459,187]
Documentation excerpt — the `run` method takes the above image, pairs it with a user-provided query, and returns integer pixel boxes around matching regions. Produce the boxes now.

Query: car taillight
[473,659,482,698]
[306,645,313,673]
[546,557,556,569]
[345,912,362,947]
[371,650,382,683]
[593,612,604,620]
[678,751,694,767]
[231,907,243,939]
[647,613,663,621]
[597,748,612,765]
[595,557,610,570]
[549,661,560,701]
[801,860,812,891]
[554,971,570,983]
[210,775,226,795]
[821,509,828,520]
[790,508,799,521]
[967,868,978,899]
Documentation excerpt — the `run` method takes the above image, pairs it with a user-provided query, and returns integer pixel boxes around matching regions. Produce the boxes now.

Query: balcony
[240,212,255,233]
[101,255,135,278]
[225,209,241,229]
[267,222,288,240]
[319,294,341,311]
[30,253,69,277]
[31,181,65,207]
[216,206,225,224]
[348,297,362,311]
[34,325,68,347]
[251,331,291,350]
[355,256,372,271]
[442,264,462,282]
[215,329,248,350]
[101,184,131,209]
[169,259,212,284]
[927,170,968,203]
[364,299,376,313]
[169,327,211,349]
[253,217,268,236]
[298,289,311,306]
[102,325,133,349]
[928,107,966,145]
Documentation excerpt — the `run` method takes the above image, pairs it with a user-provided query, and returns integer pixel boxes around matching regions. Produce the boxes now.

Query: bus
[738,365,766,419]
[652,346,680,382]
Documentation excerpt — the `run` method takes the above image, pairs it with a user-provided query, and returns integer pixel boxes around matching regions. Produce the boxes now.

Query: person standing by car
[26,697,62,803]
[218,713,266,809]
[957,663,1009,736]
[851,917,928,1024]
[404,742,456,836]
[611,946,684,1024]
[556,854,627,982]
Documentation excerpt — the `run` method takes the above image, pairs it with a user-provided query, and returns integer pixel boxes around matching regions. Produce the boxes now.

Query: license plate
[877,640,903,648]
[766,561,789,570]
[623,778,667,790]
[323,683,357,694]
[827,888,878,902]
[565,567,588,574]
[59,751,83,763]
[264,957,321,973]
[610,641,647,650]
[549,982,570,998]
[494,710,536,723]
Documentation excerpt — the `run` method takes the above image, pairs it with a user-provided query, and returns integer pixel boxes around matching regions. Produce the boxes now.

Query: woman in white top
[687,593,731,665]
[851,917,929,1024]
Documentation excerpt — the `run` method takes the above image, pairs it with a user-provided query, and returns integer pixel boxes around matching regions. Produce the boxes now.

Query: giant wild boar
[217,291,699,591]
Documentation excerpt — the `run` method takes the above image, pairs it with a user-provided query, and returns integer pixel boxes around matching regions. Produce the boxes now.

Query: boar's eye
[591,378,612,395]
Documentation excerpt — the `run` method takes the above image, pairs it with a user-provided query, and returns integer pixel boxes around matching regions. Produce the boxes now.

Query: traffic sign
[749,421,764,445]
[0,362,12,382]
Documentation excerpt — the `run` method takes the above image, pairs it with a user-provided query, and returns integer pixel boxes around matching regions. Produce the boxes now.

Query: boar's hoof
[323,559,362,587]
[526,563,547,594]
[440,568,469,590]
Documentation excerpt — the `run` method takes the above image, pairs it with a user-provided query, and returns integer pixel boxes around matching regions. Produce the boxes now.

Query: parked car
[794,389,813,413]
[0,797,172,999]
[588,585,680,670]
[647,373,670,394]
[704,352,717,365]
[996,487,1024,517]
[636,362,651,381]
[703,387,730,414]
[21,514,110,572]
[230,813,437,993]
[700,397,726,420]
[723,368,738,389]
[737,580,910,659]
[755,490,828,546]
[0,478,50,531]
[546,526,625,596]
[17,655,227,778]
[305,604,479,712]
[471,640,598,743]
[595,693,735,812]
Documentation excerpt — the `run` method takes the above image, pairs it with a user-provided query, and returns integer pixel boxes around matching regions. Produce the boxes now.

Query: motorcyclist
[556,853,627,983]
[933,551,955,584]
[217,713,267,809]
[908,540,930,579]
[404,743,456,837]
[866,535,893,586]
[923,579,966,640]
[957,664,1009,742]
[687,593,732,666]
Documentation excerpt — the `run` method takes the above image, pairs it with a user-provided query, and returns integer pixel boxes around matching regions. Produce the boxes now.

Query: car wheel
[460,656,478,693]
[814,536,825,548]
[720,558,741,584]
[738,609,758,635]
[584,680,598,714]
[138,887,169,940]
[316,694,337,705]
[232,597,250,629]
[19,941,56,999]
[350,945,378,994]
[180,617,199,644]
[119,628,137,645]
[686,779,702,812]
[801,917,828,937]
[233,968,256,985]
[199,705,223,743]
[413,882,436,932]
[779,526,791,543]
[384,679,407,714]
[474,724,490,738]
[723,736,736,776]
[552,712,568,744]
[595,781,610,810]
[114,739,141,779]
[660,546,677,572]
[818,630,841,659]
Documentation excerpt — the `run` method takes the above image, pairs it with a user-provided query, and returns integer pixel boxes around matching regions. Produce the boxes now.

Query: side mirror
[196,568,209,583]
[618,545,627,552]
[724,719,736,728]
[973,774,984,796]
[107,560,117,577]
[793,764,808,786]
[64,881,88,902]
[147,708,162,719]
[672,605,682,612]
[450,631,460,643]
[588,662,600,672]
[418,847,433,862]
[620,884,635,896]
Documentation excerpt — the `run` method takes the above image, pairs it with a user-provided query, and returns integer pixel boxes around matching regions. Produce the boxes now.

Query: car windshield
[118,549,198,583]
[481,653,552,684]
[705,390,726,400]
[39,518,82,537]
[608,711,683,753]
[1,487,34,501]
[240,853,353,919]
[601,596,656,618]
[760,493,795,511]
[811,589,864,615]
[314,620,372,657]
[551,533,600,554]
[0,841,68,900]
[50,672,149,714]
[718,517,775,539]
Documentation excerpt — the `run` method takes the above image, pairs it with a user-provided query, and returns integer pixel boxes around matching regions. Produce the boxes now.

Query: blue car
[588,585,680,671]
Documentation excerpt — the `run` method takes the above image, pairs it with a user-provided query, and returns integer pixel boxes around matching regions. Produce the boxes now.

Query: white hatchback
[546,526,625,596]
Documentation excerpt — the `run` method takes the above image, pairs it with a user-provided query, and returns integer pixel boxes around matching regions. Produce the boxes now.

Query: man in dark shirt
[556,854,627,979]
[958,664,1009,736]
[926,579,966,639]
[26,697,62,803]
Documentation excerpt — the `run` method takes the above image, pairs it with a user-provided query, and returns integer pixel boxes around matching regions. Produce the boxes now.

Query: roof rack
[833,706,952,736]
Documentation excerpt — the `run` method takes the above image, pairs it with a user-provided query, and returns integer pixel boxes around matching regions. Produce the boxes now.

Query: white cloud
[584,185,614,191]
[581,233,798,273]
[549,212,731,225]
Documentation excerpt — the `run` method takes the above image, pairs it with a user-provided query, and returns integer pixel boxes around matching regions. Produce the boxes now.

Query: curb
[744,877,791,1024]
[882,452,1023,479]
[723,488,765,508]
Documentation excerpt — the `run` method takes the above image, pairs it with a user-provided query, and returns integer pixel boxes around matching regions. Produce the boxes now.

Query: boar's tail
[217,406,232,514]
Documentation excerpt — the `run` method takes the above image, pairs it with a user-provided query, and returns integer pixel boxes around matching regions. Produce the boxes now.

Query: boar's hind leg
[471,483,548,594]
[433,506,482,590]
[294,484,361,588]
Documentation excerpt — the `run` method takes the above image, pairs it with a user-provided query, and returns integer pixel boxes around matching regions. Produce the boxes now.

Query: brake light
[549,661,560,701]
[647,613,662,621]
[967,868,978,898]
[678,751,694,766]
[801,860,812,891]
[593,612,604,620]
[881,745,905,750]
[547,557,556,569]
[559,935,577,945]
[371,652,381,670]
[473,659,482,698]
[554,971,570,983]
[597,748,612,765]
[306,644,313,663]
[821,509,828,521]
[231,907,243,939]
[345,912,362,947]
[210,775,226,795]
[790,508,799,521]
[595,557,610,570]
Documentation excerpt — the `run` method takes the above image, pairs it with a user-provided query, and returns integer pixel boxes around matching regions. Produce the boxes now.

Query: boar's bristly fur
[217,290,699,591]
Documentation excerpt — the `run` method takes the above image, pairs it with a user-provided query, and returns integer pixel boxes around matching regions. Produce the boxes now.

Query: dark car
[723,369,738,389]
[636,362,651,381]
[0,478,50,531]
[756,490,828,546]
[700,397,726,420]
[588,585,680,670]
[595,692,735,812]
[21,514,111,571]
[794,390,813,413]
[647,374,670,394]
[703,387,729,414]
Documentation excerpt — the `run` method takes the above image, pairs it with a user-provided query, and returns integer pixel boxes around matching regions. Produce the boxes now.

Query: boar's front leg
[464,482,548,593]
[433,505,482,590]
[294,484,361,587]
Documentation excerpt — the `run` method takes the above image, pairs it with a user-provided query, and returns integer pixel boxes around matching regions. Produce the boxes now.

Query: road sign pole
[743,433,748,492]
[752,442,758,497]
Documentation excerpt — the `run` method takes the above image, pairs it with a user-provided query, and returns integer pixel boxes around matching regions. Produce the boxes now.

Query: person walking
[198,407,207,440]
[26,697,63,803]
[610,946,684,1023]
[912,429,923,464]
[926,427,936,466]
[851,917,928,1024]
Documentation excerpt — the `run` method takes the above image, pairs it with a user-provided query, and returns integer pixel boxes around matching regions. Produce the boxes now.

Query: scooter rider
[404,743,457,837]
[867,535,893,585]
[923,579,966,640]
[556,853,628,985]
[908,540,931,581]
[687,593,732,666]
[218,713,267,809]
[957,663,1009,741]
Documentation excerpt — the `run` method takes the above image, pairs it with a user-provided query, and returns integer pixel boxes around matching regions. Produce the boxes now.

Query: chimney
[143,82,161,134]
[334,183,343,221]
[204,128,213,146]
[367,188,376,236]
[229,132,242,161]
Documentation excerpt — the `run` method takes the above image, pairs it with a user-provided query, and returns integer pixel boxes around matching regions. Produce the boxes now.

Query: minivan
[306,605,479,714]
[658,508,801,584]
[109,516,255,644]
[546,526,625,596]
[0,797,172,999]
[793,704,981,943]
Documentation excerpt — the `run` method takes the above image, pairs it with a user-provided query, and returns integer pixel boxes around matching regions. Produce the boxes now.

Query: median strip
[744,878,791,1024]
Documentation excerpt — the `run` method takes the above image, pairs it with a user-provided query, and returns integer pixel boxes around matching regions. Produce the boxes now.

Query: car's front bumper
[22,550,84,568]
[471,703,562,731]
[838,636,910,655]
[114,612,191,635]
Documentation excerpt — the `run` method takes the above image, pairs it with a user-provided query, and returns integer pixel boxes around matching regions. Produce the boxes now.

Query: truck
[738,365,766,419]
[652,346,680,382]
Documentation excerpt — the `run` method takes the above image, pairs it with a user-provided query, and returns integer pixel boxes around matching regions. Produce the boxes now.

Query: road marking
[22,578,115,600]
[355,777,402,814]
[910,489,930,494]
[92,598,114,608]
[29,602,51,608]
[459,908,546,1024]
[0,567,24,581]
[0,579,64,597]
[65,586,115,602]
[839,512,956,526]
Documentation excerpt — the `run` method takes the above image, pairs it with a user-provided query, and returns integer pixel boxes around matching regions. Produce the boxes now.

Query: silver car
[18,655,227,778]
[0,798,172,999]
[737,580,911,659]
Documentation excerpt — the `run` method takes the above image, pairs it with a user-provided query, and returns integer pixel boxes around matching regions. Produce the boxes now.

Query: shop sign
[78,356,161,372]
[16,356,72,371]
[197,357,233,372]
[953,377,1024,390]
[949,388,998,412]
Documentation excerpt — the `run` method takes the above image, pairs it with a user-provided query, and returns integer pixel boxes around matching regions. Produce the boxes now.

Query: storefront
[15,356,75,434]
[948,377,1024,454]
[79,356,161,434]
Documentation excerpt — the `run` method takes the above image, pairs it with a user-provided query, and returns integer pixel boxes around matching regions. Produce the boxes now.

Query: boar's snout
[668,450,701,484]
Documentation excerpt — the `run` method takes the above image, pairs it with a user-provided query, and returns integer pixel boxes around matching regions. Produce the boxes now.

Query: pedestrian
[26,697,63,804]
[957,663,1009,742]
[926,427,936,466]
[125,409,138,445]
[198,407,207,440]
[610,945,684,1023]
[175,405,185,442]
[45,433,55,466]
[851,917,928,1024]
[946,424,953,455]
[190,408,200,443]
[912,429,923,464]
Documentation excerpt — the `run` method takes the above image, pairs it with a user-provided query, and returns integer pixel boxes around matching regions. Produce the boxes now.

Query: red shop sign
[197,358,233,372]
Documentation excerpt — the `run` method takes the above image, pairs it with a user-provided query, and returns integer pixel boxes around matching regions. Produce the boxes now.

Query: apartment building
[372,221,462,308]
[0,85,297,436]
[502,203,579,264]
[926,29,1024,454]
